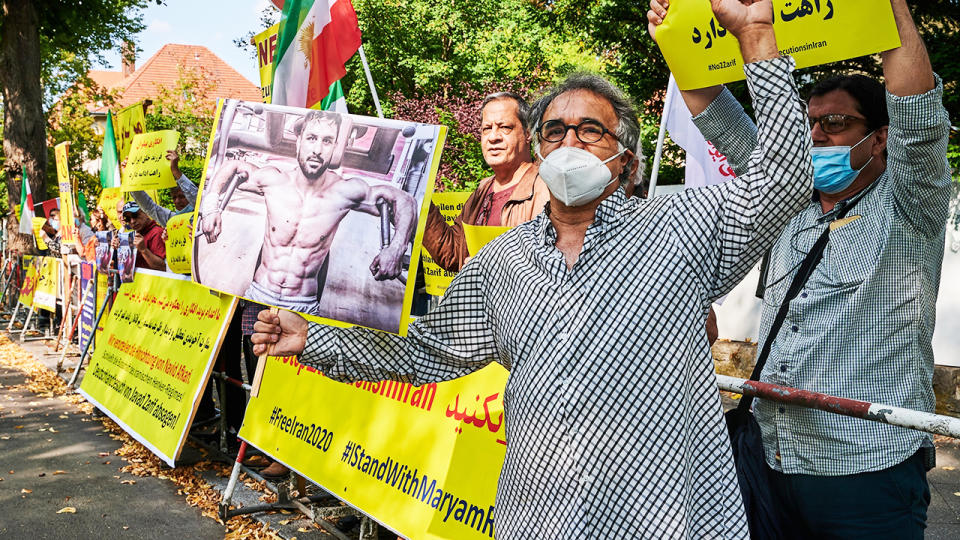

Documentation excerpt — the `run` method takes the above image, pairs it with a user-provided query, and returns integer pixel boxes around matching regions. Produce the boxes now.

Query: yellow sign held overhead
[655,0,901,90]
[115,102,147,163]
[121,130,180,192]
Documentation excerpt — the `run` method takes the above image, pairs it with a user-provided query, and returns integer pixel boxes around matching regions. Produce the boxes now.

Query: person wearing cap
[130,149,198,227]
[121,201,166,270]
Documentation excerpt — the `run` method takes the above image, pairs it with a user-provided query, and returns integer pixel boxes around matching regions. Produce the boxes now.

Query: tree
[0,0,159,252]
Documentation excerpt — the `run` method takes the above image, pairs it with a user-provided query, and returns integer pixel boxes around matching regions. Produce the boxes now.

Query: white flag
[664,75,736,189]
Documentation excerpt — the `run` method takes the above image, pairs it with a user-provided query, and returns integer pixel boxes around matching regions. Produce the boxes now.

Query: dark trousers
[768,450,930,539]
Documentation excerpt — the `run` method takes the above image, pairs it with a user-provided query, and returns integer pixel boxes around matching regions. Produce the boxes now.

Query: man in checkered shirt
[652,0,951,536]
[254,0,812,536]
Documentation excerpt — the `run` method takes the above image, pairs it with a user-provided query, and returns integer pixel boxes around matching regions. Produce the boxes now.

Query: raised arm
[648,0,760,175]
[882,0,951,237]
[670,0,813,301]
[131,190,174,227]
[251,259,500,386]
[168,150,199,207]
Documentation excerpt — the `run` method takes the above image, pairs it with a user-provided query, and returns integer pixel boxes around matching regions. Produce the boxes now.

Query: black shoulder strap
[736,197,863,413]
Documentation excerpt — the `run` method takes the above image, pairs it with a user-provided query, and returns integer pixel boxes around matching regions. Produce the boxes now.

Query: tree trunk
[0,0,46,255]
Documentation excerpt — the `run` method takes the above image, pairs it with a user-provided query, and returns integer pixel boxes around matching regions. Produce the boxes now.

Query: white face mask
[537,146,624,207]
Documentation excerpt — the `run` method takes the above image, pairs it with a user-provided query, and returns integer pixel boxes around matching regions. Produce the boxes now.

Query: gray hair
[480,92,531,131]
[529,73,642,186]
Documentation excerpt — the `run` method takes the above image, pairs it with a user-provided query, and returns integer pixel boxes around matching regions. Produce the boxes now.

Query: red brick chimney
[121,42,135,78]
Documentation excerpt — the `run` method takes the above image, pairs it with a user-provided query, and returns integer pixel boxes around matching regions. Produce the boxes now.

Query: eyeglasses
[537,119,619,144]
[807,114,868,134]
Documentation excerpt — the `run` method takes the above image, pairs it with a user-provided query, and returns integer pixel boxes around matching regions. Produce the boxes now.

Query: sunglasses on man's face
[807,114,868,134]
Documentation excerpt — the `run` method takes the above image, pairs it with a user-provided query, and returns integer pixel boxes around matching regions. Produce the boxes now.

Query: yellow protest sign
[421,192,472,297]
[19,256,37,307]
[462,223,511,257]
[31,217,48,251]
[54,142,80,247]
[656,0,901,90]
[115,102,147,163]
[254,23,280,103]
[97,187,125,230]
[240,358,507,540]
[33,257,60,312]
[165,213,193,274]
[95,271,111,346]
[121,130,180,191]
[78,270,237,467]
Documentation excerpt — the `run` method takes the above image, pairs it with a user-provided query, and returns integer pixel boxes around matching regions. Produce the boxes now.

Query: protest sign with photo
[121,130,180,191]
[78,262,97,352]
[655,0,901,90]
[117,232,136,284]
[421,192,471,297]
[33,257,60,312]
[240,357,507,540]
[192,99,446,335]
[164,213,193,275]
[19,256,37,307]
[96,231,115,274]
[78,269,238,467]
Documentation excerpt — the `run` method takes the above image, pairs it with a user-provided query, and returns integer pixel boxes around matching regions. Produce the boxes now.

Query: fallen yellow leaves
[56,507,77,514]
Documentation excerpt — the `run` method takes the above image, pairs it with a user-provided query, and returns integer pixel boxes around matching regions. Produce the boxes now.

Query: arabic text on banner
[121,130,181,192]
[164,213,193,274]
[239,359,508,540]
[78,270,237,466]
[115,102,147,163]
[254,23,280,103]
[33,257,60,312]
[19,256,37,307]
[655,0,901,90]
[54,142,80,246]
[422,192,472,297]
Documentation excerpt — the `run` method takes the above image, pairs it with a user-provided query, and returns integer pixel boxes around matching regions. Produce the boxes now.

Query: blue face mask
[811,131,875,194]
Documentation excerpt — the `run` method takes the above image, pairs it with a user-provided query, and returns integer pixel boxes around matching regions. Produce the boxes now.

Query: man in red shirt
[121,201,166,270]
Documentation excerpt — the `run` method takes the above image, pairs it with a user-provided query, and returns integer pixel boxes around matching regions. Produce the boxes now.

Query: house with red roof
[85,43,262,136]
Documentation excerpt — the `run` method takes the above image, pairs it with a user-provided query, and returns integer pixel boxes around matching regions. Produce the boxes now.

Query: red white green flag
[18,166,35,235]
[271,0,361,110]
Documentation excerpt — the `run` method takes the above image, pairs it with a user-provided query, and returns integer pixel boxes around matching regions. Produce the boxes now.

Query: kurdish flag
[271,0,361,110]
[18,166,35,235]
[100,110,121,189]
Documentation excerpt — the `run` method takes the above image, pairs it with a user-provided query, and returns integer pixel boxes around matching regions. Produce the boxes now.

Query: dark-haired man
[650,0,950,535]
[422,92,549,272]
[200,110,417,315]
[253,0,813,533]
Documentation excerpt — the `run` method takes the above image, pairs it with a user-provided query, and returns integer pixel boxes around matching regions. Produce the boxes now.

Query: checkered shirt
[300,56,811,539]
[696,76,952,476]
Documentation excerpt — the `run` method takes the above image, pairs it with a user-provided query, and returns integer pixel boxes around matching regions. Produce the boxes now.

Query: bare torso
[252,167,364,297]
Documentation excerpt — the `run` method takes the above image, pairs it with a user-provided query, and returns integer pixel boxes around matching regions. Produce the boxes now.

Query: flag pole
[357,45,383,119]
[648,74,676,199]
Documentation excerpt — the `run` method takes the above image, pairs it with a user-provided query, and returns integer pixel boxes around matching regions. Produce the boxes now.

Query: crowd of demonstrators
[647,0,949,536]
[252,0,812,534]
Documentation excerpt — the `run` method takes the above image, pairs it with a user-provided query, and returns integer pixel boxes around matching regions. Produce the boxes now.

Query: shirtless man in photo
[200,110,417,315]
